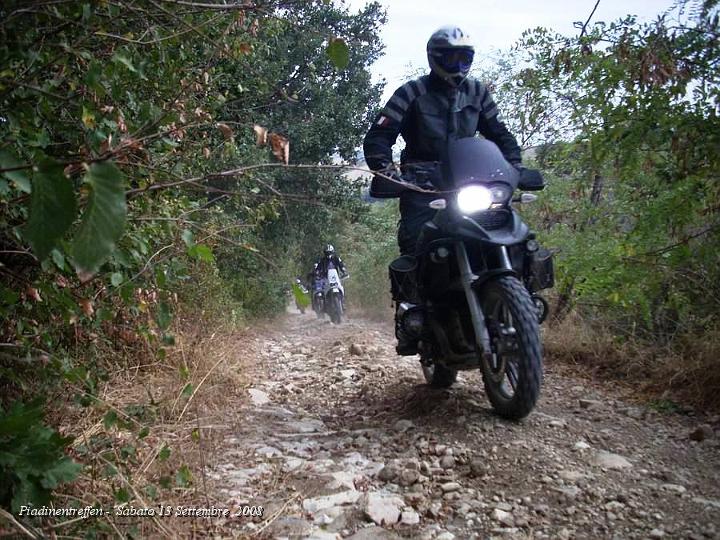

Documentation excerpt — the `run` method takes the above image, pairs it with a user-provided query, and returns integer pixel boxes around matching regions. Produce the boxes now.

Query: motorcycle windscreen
[443,137,519,190]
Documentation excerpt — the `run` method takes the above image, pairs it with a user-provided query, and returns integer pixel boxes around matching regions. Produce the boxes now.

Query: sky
[345,0,680,102]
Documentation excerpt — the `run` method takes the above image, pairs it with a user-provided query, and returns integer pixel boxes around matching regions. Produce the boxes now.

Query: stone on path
[302,490,361,514]
[248,388,270,405]
[579,398,603,410]
[491,508,515,527]
[440,482,461,493]
[394,419,414,432]
[689,425,714,442]
[401,510,421,525]
[361,492,404,525]
[591,450,632,470]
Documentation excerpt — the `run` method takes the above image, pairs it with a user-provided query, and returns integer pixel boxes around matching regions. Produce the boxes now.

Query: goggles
[433,48,474,73]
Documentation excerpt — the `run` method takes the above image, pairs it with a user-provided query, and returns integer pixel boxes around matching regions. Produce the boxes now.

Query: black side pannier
[528,248,555,292]
[388,255,419,303]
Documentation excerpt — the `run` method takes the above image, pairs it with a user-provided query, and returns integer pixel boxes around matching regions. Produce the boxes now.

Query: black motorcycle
[389,137,554,420]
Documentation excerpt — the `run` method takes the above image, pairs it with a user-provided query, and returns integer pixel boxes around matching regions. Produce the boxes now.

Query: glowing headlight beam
[457,185,493,214]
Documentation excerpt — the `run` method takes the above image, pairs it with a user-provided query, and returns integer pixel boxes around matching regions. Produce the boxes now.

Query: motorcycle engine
[398,302,424,338]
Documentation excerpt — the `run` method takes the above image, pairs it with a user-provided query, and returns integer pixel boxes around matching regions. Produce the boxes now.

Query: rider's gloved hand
[516,166,545,191]
[369,170,409,198]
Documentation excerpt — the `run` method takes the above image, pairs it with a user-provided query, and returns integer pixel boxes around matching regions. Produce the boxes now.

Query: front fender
[456,212,529,245]
[471,268,517,290]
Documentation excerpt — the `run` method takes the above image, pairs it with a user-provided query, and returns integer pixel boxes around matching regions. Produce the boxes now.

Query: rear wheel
[479,276,543,420]
[422,362,457,388]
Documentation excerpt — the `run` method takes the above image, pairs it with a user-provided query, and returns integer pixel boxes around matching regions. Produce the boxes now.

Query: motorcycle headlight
[457,185,492,214]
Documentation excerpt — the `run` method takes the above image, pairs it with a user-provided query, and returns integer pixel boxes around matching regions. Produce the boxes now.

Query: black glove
[369,171,409,198]
[517,167,545,191]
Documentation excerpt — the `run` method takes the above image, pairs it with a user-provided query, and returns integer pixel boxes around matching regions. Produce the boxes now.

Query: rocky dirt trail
[207,310,720,540]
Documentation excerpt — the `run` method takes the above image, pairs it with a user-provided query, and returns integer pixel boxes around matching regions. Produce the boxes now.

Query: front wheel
[329,293,343,324]
[479,276,543,420]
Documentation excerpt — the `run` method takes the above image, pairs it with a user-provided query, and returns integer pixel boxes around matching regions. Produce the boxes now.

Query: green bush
[0,400,81,512]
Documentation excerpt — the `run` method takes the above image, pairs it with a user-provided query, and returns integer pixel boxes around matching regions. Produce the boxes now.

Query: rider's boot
[395,306,419,356]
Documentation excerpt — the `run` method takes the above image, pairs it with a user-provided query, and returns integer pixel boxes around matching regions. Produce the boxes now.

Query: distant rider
[314,244,348,279]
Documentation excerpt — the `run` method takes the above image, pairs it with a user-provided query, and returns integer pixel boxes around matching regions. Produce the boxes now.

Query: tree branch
[578,0,601,38]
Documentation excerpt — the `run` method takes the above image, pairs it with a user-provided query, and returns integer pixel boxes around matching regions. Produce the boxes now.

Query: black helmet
[324,244,335,257]
[427,25,475,87]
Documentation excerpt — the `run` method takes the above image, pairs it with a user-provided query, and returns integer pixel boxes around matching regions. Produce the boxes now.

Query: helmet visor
[433,48,474,74]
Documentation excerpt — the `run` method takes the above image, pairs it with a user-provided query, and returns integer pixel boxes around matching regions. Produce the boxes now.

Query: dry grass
[40,308,260,539]
[545,311,720,411]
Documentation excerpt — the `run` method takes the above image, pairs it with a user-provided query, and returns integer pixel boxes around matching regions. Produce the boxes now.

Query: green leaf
[111,272,124,287]
[22,159,77,261]
[40,458,82,489]
[0,285,19,307]
[138,427,150,439]
[70,162,127,279]
[112,51,138,73]
[181,383,193,398]
[114,488,130,503]
[81,105,96,129]
[155,267,167,288]
[103,410,118,429]
[188,244,214,263]
[326,38,350,70]
[181,229,194,247]
[0,150,32,193]
[191,428,200,442]
[178,364,189,380]
[51,249,66,271]
[156,301,172,330]
[158,445,171,462]
[175,465,192,487]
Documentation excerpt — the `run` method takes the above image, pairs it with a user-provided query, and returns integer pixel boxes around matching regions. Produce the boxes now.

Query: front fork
[455,241,495,360]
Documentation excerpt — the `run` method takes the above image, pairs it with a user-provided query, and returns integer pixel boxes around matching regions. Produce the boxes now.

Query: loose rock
[361,492,404,526]
[491,508,515,527]
[591,450,633,470]
[394,419,414,432]
[689,425,714,442]
[440,482,461,493]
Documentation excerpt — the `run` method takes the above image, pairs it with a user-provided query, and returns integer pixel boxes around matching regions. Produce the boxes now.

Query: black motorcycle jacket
[315,255,347,278]
[364,72,522,197]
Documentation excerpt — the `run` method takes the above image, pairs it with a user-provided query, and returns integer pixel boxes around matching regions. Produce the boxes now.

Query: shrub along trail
[206,310,720,539]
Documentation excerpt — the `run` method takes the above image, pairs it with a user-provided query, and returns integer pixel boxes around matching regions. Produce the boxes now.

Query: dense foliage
[0,0,383,528]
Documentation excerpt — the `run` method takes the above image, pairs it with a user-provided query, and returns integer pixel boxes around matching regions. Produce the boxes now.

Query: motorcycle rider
[314,244,348,279]
[363,25,525,354]
[311,244,348,308]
